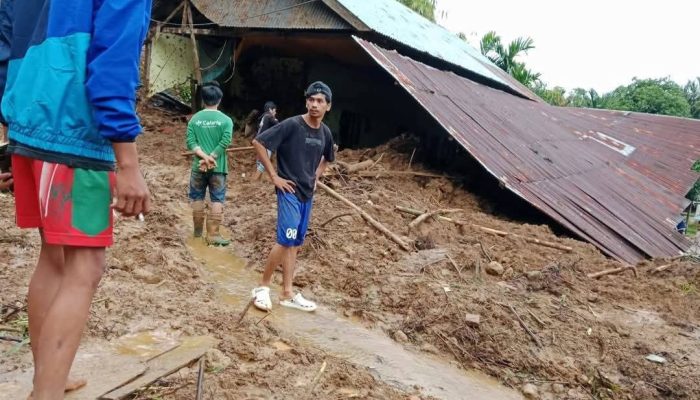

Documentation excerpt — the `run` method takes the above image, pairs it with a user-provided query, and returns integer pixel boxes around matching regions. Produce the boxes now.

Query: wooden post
[186,0,203,110]
[142,31,154,96]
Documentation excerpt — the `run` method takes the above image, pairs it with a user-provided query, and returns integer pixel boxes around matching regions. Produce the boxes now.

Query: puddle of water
[186,225,523,400]
[112,330,180,359]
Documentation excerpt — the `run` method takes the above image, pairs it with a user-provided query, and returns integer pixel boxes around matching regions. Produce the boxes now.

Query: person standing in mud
[253,100,279,181]
[0,0,151,398]
[251,82,335,312]
[186,81,234,246]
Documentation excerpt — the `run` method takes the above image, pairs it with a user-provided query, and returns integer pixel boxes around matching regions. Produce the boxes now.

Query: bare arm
[316,157,328,180]
[252,139,295,193]
[0,172,12,191]
[112,142,150,217]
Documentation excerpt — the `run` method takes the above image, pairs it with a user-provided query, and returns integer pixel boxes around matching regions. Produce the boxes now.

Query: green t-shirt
[186,109,234,174]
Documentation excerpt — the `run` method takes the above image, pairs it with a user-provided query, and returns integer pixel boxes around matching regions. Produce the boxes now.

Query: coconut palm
[479,31,537,85]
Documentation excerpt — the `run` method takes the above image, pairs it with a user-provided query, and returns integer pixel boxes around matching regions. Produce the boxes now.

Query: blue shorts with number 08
[276,191,313,247]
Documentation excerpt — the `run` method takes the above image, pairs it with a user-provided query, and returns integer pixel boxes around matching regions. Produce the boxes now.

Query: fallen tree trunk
[182,146,255,157]
[318,182,411,251]
[396,206,573,252]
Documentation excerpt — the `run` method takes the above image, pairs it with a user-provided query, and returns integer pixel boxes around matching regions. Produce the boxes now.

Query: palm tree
[509,62,540,87]
[479,31,538,86]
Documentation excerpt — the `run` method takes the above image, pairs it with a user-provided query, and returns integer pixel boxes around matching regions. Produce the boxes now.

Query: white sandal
[280,293,317,312]
[251,287,272,311]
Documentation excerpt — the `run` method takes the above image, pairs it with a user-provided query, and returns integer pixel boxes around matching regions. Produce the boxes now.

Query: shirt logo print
[195,120,223,127]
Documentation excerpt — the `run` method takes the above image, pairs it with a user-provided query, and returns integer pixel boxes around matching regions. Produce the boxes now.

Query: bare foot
[27,378,87,399]
[65,378,87,392]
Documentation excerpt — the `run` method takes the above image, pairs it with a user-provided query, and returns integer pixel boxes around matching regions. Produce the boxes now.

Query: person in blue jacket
[0,1,152,398]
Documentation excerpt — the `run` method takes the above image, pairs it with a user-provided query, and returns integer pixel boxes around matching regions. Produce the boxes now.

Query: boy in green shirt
[186,81,233,246]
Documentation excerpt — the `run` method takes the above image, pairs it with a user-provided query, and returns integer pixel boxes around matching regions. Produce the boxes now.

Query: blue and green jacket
[0,0,152,169]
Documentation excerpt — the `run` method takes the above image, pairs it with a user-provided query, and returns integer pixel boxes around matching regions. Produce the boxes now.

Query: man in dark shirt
[251,82,335,312]
[253,101,279,181]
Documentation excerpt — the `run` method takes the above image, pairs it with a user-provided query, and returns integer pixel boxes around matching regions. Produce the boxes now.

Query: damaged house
[147,0,700,264]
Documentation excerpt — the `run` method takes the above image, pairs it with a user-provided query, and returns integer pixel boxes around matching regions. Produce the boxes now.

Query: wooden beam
[186,1,203,85]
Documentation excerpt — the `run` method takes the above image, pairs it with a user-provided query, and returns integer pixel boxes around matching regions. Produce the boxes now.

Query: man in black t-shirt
[251,82,335,312]
[253,101,279,181]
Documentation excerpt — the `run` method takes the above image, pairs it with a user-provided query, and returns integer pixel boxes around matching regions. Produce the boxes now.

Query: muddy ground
[2,106,699,399]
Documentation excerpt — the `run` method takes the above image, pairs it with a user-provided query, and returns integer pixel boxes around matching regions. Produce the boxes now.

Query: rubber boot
[192,201,206,238]
[206,211,230,246]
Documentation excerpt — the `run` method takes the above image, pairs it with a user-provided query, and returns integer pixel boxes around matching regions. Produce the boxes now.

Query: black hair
[201,81,223,106]
[263,101,277,112]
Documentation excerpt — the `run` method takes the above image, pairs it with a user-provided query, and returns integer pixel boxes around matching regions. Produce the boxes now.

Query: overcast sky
[436,0,699,93]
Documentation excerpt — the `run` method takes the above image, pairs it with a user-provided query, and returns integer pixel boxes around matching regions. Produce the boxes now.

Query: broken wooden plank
[0,339,151,400]
[64,347,148,400]
[100,336,218,400]
[650,263,674,274]
[587,265,638,279]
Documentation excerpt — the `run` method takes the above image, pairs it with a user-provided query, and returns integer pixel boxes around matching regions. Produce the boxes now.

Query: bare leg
[31,247,105,400]
[28,237,64,368]
[260,244,286,287]
[280,246,298,299]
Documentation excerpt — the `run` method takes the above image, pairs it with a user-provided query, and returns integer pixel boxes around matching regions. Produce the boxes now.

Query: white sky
[436,0,700,93]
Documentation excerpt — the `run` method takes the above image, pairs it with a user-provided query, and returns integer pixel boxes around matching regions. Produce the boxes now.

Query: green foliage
[532,82,568,106]
[173,81,192,105]
[397,0,437,21]
[598,78,691,117]
[567,88,602,108]
[685,78,700,119]
[688,160,700,201]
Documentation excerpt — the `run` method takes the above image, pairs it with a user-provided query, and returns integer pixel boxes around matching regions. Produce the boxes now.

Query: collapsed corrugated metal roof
[190,0,351,30]
[325,0,538,101]
[355,37,700,264]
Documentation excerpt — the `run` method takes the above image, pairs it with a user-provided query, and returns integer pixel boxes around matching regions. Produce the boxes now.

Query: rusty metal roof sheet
[355,37,700,263]
[190,0,351,30]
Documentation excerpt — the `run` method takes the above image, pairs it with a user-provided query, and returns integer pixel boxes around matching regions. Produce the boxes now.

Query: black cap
[305,81,332,103]
[263,101,277,112]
